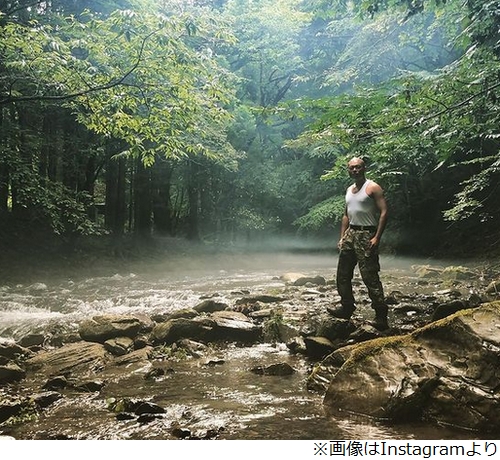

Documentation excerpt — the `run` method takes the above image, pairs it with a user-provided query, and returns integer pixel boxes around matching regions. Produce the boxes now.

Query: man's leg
[358,257,389,330]
[354,231,389,330]
[331,248,357,319]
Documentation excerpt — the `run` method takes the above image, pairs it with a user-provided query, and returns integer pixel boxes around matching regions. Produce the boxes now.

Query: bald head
[348,157,365,168]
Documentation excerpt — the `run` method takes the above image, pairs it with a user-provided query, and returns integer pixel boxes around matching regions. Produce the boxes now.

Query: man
[328,156,389,331]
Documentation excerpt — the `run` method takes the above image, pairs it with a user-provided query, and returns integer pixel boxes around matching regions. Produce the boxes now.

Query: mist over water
[0,243,470,342]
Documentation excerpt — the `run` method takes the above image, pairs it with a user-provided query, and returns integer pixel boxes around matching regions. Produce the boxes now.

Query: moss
[339,301,500,371]
[341,334,409,369]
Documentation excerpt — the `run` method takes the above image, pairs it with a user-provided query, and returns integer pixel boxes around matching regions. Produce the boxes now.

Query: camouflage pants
[336,228,387,314]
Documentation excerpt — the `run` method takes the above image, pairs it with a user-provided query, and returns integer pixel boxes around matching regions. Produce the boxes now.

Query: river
[0,250,486,440]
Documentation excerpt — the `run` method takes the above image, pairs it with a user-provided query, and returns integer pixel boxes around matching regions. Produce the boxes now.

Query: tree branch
[0,28,162,106]
[358,80,500,141]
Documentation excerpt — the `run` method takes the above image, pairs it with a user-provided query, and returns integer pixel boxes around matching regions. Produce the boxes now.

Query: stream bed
[0,251,492,440]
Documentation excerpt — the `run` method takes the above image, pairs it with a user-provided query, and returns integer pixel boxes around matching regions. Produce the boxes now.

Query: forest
[1,0,499,260]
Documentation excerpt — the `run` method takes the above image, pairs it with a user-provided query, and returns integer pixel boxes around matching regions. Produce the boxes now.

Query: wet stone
[250,362,295,376]
[144,367,165,380]
[104,336,135,356]
[134,401,165,415]
[42,376,68,391]
[31,391,63,409]
[0,362,26,384]
[72,380,105,392]
[303,336,336,359]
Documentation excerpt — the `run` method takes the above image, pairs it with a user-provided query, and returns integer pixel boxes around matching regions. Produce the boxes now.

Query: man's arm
[338,209,350,249]
[368,183,388,248]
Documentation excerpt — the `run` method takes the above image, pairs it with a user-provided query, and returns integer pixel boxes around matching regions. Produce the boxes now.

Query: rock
[431,300,470,321]
[113,347,153,366]
[73,380,105,392]
[133,335,151,350]
[209,310,262,343]
[235,294,286,305]
[42,375,68,391]
[165,309,200,321]
[26,342,107,375]
[193,299,228,313]
[307,343,359,392]
[144,368,165,380]
[104,336,135,356]
[486,280,500,295]
[31,391,63,409]
[108,398,164,416]
[203,358,225,366]
[137,413,163,424]
[248,308,272,319]
[303,336,336,359]
[0,399,23,423]
[321,301,500,433]
[0,362,26,384]
[286,336,307,355]
[262,321,298,343]
[79,315,142,343]
[316,317,355,342]
[19,334,46,348]
[174,339,208,357]
[0,341,32,360]
[133,314,156,333]
[386,290,408,304]
[348,323,383,342]
[250,362,295,376]
[293,275,326,287]
[172,427,191,439]
[442,265,476,280]
[134,401,165,415]
[412,265,442,279]
[150,317,215,345]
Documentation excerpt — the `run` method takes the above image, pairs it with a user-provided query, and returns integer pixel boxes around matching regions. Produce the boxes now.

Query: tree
[283,0,500,252]
[0,0,239,238]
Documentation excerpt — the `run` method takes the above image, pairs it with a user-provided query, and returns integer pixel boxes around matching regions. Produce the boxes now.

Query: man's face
[347,160,365,179]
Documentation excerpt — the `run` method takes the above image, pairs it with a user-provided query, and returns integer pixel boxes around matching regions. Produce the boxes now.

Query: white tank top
[346,180,378,227]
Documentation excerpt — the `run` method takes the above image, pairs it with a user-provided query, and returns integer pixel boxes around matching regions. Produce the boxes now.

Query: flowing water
[0,251,485,440]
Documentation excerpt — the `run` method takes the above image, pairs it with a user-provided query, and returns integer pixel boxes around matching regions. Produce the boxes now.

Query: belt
[349,225,377,231]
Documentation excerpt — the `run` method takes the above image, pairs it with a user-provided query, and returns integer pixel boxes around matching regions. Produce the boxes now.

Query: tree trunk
[152,160,173,236]
[105,155,127,235]
[134,156,152,237]
[186,160,200,240]
[0,108,8,212]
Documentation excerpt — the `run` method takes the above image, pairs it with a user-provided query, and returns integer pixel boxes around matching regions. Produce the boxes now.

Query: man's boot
[371,305,389,331]
[327,304,354,320]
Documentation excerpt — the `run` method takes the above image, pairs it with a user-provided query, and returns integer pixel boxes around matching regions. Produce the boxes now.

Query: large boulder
[26,342,107,375]
[209,310,262,343]
[322,301,500,433]
[150,311,262,345]
[79,315,142,343]
[150,317,216,345]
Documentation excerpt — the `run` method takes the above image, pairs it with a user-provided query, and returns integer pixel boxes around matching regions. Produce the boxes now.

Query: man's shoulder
[366,179,383,194]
